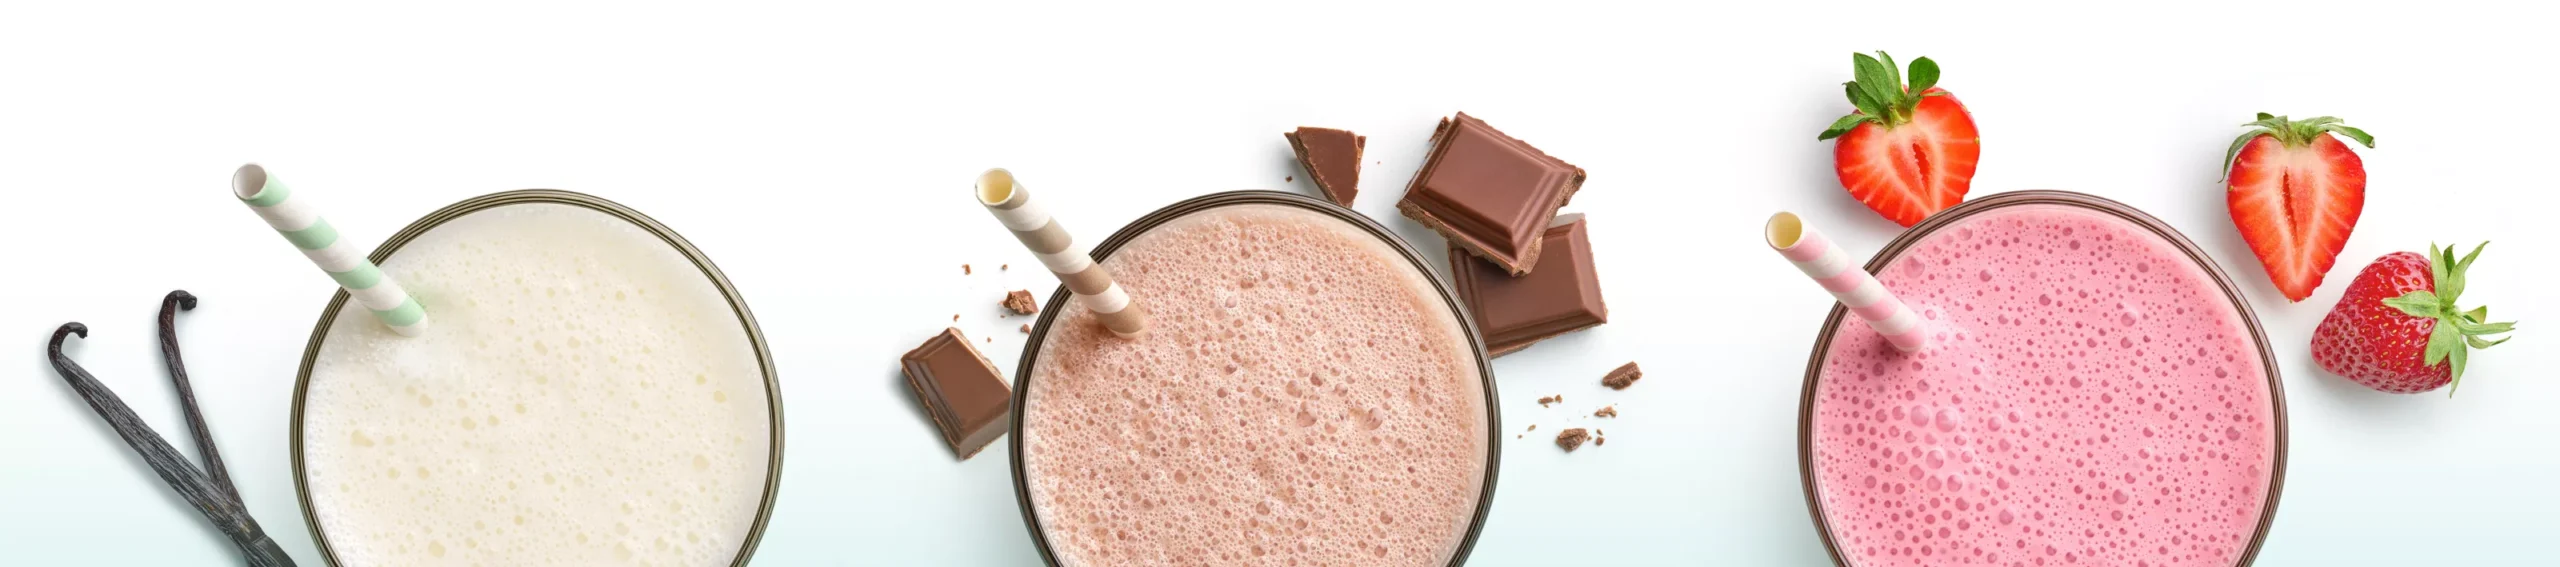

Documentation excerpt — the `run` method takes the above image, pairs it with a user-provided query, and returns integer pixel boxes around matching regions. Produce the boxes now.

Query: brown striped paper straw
[976,169,1149,338]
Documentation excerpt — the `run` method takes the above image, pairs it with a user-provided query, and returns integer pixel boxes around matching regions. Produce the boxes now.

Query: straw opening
[977,169,1017,206]
[232,164,269,200]
[1766,212,1806,250]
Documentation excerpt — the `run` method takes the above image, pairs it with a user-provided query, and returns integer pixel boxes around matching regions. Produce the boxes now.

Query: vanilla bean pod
[158,290,238,505]
[48,323,295,566]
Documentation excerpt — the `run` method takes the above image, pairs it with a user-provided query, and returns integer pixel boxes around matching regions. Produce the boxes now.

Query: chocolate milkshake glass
[1010,191,1500,566]
[1798,191,2286,566]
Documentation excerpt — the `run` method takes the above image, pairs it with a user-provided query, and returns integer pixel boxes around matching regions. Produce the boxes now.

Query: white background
[3,1,2554,565]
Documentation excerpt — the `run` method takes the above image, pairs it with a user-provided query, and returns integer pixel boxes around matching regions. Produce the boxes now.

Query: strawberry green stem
[1817,51,1945,141]
[2378,242,2518,395]
[2220,113,2375,180]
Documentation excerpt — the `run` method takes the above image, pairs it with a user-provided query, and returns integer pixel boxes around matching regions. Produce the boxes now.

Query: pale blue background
[4,1,2554,564]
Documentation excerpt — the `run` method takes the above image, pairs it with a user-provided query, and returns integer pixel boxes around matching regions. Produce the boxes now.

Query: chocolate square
[901,327,1013,459]
[1398,112,1585,276]
[1286,126,1366,206]
[1449,214,1607,357]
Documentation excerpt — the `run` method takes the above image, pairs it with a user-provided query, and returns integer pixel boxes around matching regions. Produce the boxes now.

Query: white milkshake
[299,203,773,566]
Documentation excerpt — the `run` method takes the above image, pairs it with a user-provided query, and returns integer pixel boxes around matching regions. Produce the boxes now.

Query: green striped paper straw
[230,164,428,336]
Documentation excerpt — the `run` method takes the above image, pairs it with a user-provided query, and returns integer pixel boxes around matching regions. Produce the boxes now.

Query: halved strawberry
[2224,113,2373,302]
[1819,51,1980,227]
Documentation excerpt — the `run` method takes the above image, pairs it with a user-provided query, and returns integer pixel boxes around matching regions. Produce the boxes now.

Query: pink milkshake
[1805,195,2282,567]
[1018,200,1493,566]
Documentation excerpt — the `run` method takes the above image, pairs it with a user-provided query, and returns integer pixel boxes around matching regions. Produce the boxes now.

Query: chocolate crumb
[1596,437,1607,446]
[1555,428,1589,452]
[1537,395,1560,407]
[1001,264,1009,270]
[1286,175,1294,182]
[1597,429,1604,435]
[1002,290,1040,315]
[953,314,960,322]
[1020,324,1031,333]
[962,264,972,275]
[1602,362,1643,390]
[1594,406,1617,418]
[1527,424,1537,432]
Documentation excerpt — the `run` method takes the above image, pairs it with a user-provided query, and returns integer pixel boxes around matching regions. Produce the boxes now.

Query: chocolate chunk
[1555,428,1589,452]
[1594,405,1617,418]
[1286,126,1366,207]
[1002,289,1040,315]
[1451,214,1608,357]
[901,328,1013,460]
[1602,361,1642,390]
[1398,113,1585,275]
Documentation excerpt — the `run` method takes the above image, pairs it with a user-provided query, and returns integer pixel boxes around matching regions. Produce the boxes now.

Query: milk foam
[1810,205,2277,566]
[302,204,772,566]
[1022,204,1489,566]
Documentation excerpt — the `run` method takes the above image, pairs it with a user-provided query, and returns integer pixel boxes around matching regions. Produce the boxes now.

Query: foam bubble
[302,204,772,566]
[1021,205,1487,566]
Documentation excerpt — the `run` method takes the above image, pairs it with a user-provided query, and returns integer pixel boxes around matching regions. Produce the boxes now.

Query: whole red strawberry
[2311,243,2518,394]
[1818,51,1980,227]
[2225,113,2372,302]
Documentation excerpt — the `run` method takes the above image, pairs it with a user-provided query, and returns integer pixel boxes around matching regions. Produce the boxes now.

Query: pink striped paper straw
[1766,212,1927,353]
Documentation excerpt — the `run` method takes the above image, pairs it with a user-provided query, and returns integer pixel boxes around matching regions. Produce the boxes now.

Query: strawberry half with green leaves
[1818,51,1980,227]
[2310,243,2518,395]
[2224,113,2373,302]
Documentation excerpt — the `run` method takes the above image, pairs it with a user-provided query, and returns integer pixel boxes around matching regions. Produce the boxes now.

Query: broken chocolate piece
[901,328,1013,460]
[1594,405,1617,418]
[1602,361,1642,390]
[1451,215,1608,357]
[1287,126,1366,207]
[1398,112,1585,275]
[1002,289,1040,315]
[1556,428,1589,452]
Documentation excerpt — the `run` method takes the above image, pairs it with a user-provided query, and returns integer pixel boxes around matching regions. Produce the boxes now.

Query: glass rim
[284,189,786,567]
[1792,190,2289,566]
[1005,190,1505,567]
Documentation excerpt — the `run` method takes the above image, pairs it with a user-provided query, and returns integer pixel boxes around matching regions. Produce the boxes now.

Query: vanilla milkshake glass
[289,191,781,566]
[1798,191,2286,566]
[1010,192,1501,566]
